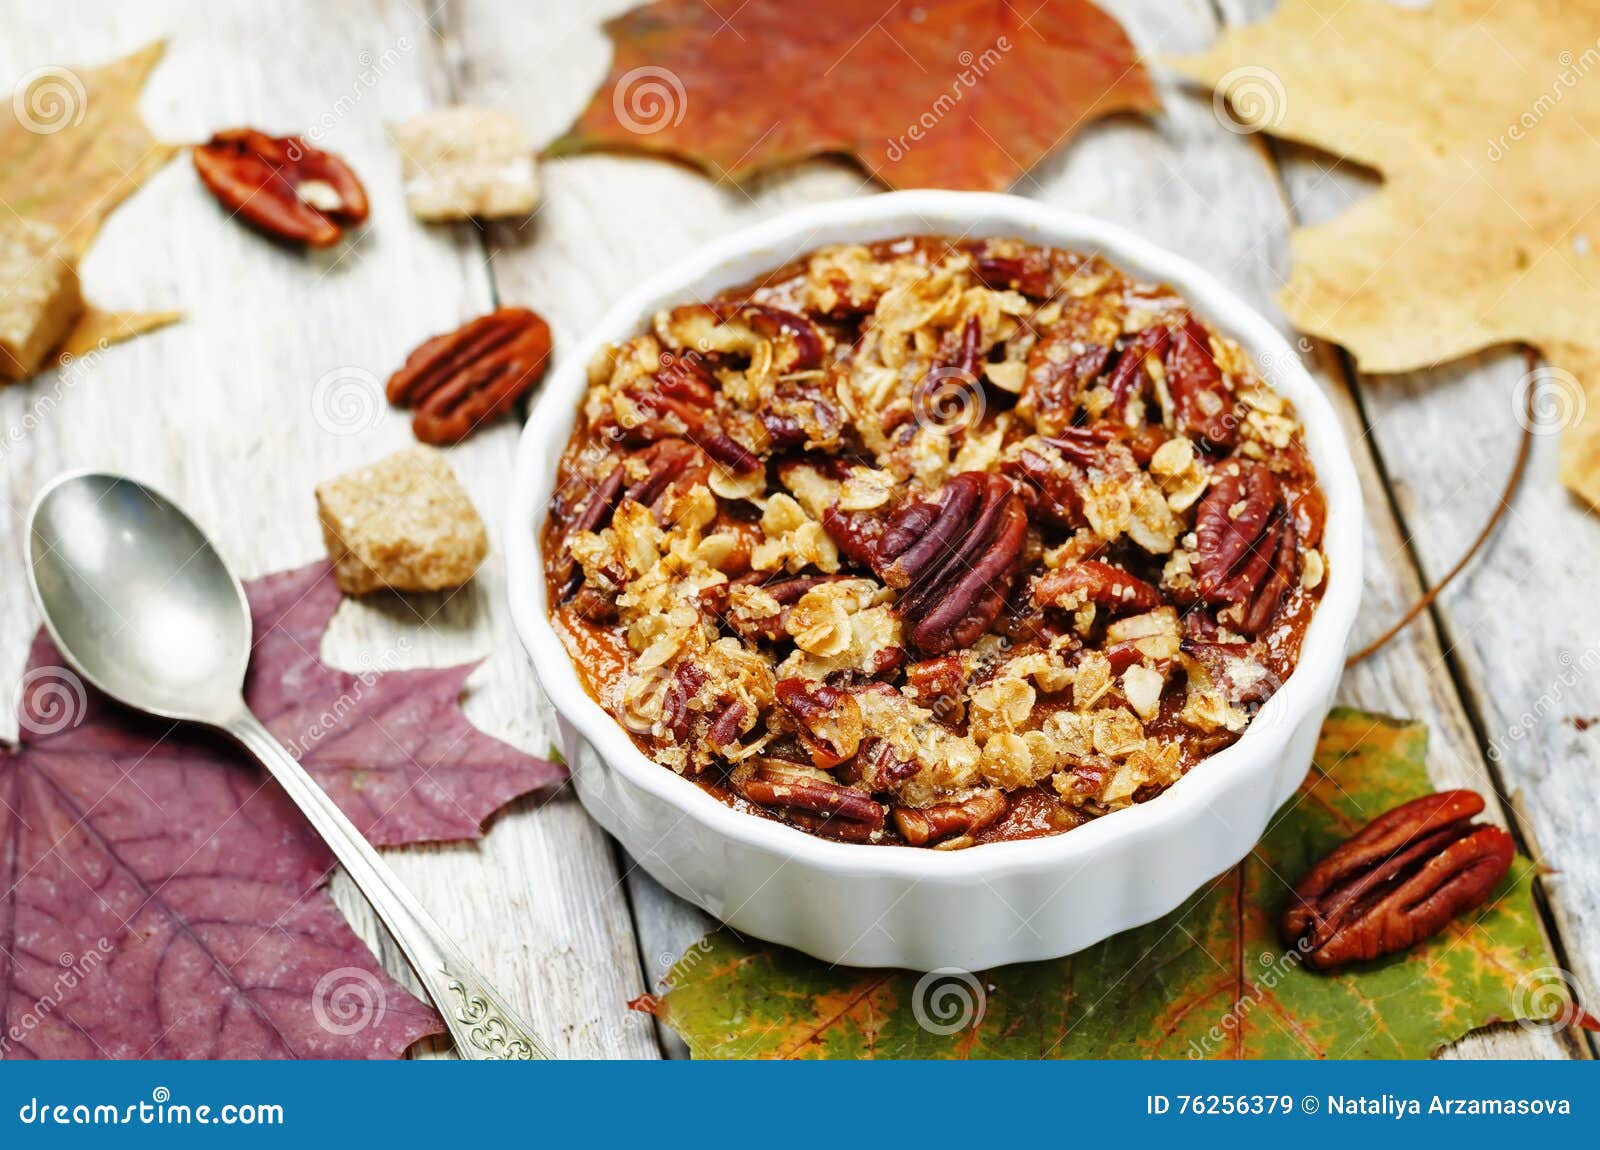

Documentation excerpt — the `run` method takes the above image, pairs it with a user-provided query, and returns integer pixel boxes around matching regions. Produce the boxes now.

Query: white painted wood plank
[0,0,657,1058]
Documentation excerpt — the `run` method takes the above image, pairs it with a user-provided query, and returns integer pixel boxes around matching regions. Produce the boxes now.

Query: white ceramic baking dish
[507,191,1363,972]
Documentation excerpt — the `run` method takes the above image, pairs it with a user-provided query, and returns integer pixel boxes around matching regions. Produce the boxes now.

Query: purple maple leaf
[243,562,565,845]
[0,562,563,1059]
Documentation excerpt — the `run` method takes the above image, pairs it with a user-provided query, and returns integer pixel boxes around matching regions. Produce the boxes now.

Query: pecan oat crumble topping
[544,235,1327,848]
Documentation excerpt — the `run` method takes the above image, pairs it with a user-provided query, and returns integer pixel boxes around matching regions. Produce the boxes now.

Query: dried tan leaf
[58,307,181,362]
[1168,0,1600,509]
[1,41,177,255]
[1,42,180,381]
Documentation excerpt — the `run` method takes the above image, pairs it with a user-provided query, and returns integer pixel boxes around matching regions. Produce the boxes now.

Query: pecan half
[660,301,828,374]
[1105,324,1170,421]
[387,307,553,444]
[1193,463,1296,635]
[902,654,969,722]
[1046,424,1168,468]
[575,439,708,532]
[1165,314,1239,449]
[706,700,750,749]
[820,501,887,569]
[633,351,762,472]
[736,759,886,836]
[894,789,1008,846]
[734,303,827,372]
[724,573,851,643]
[661,662,709,743]
[972,254,1055,298]
[568,463,626,539]
[775,678,864,769]
[1003,438,1089,529]
[557,439,708,599]
[872,472,1027,655]
[193,129,369,247]
[1041,425,1119,466]
[555,460,627,602]
[1020,335,1111,436]
[786,814,880,843]
[855,735,920,792]
[767,572,850,601]
[1034,560,1161,615]
[968,241,1088,299]
[1280,790,1514,970]
[623,439,710,515]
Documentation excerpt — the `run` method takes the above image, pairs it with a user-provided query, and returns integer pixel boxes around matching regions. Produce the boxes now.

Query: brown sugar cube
[0,218,84,380]
[390,106,539,221]
[315,445,488,596]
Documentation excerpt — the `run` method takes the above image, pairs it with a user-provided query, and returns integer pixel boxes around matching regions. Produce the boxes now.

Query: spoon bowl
[26,471,253,724]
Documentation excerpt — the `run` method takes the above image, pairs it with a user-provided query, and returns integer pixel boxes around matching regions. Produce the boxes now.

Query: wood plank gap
[424,11,504,312]
[610,840,678,1059]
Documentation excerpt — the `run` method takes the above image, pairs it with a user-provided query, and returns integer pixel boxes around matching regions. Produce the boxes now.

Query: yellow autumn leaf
[1167,0,1600,510]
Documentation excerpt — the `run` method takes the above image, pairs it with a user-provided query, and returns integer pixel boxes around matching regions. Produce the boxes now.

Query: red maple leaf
[0,562,562,1058]
[553,0,1158,191]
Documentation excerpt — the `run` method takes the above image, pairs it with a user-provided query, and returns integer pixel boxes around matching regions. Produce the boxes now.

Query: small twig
[1345,381,1535,666]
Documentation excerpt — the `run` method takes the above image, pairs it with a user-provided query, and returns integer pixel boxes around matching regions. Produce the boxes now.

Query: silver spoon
[25,470,551,1060]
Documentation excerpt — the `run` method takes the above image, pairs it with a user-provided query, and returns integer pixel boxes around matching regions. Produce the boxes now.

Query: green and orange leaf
[652,709,1574,1058]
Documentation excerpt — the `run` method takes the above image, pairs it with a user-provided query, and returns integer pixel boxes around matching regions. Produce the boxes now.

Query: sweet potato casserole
[544,236,1327,848]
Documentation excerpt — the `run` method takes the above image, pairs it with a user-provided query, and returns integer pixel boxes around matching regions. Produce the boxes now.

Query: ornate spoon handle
[225,707,552,1060]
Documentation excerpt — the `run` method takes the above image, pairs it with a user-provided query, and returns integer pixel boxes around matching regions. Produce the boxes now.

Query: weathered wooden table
[2,0,1594,1059]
